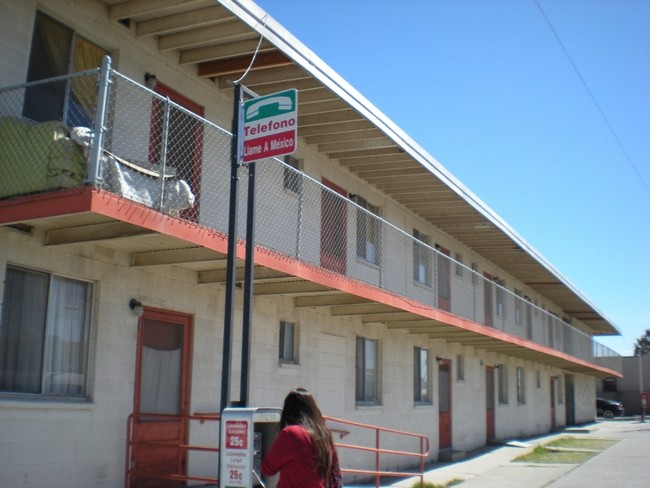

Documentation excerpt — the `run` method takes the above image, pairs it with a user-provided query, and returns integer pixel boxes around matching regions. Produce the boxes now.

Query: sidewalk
[381,418,650,488]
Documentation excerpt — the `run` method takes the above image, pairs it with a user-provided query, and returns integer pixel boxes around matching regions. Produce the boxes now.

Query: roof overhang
[98,0,618,336]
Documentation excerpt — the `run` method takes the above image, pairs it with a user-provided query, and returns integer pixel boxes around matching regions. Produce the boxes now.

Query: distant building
[597,355,650,416]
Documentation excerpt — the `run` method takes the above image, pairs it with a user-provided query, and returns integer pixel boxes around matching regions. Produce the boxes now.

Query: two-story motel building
[0,1,622,487]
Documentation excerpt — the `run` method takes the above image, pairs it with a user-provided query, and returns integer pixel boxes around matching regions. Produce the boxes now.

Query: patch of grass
[546,437,617,451]
[514,437,617,464]
[410,478,464,488]
[515,446,595,464]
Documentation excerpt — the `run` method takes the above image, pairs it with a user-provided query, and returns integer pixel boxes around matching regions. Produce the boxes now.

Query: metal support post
[240,160,256,407]
[88,55,112,184]
[221,83,243,411]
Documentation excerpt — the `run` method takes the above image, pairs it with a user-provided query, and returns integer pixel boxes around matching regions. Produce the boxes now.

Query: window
[471,262,478,286]
[356,337,379,404]
[454,253,464,278]
[353,196,381,265]
[514,289,523,325]
[456,354,465,382]
[516,367,526,404]
[279,321,298,363]
[497,364,508,404]
[283,155,303,194]
[413,229,431,286]
[602,377,618,392]
[0,265,93,398]
[413,347,431,403]
[25,12,109,126]
[495,278,506,318]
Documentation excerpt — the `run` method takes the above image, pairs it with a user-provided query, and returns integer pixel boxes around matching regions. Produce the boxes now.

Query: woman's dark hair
[280,388,334,482]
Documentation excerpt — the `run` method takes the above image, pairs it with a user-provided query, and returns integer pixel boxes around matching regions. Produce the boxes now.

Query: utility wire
[233,15,269,85]
[534,0,650,197]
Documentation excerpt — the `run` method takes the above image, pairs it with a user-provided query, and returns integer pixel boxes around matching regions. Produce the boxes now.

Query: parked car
[596,398,624,418]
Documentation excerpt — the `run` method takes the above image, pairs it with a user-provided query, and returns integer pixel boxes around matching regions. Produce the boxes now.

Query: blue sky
[253,0,650,356]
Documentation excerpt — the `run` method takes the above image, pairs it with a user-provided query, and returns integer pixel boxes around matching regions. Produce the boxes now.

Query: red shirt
[261,425,325,488]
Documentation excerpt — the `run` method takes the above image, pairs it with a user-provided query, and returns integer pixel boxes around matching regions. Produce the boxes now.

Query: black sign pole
[239,84,260,408]
[220,83,243,411]
[240,158,256,407]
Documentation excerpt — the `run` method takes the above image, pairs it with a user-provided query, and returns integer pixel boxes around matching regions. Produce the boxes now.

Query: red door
[438,360,452,449]
[436,245,451,312]
[483,272,494,327]
[550,377,557,431]
[130,308,193,487]
[151,82,204,221]
[485,366,495,441]
[320,179,347,274]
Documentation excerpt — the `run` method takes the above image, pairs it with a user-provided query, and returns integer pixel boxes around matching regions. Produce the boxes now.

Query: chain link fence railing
[0,59,620,371]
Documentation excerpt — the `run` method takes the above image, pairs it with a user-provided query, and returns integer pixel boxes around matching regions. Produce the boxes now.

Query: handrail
[125,412,221,488]
[125,411,429,487]
[324,415,430,488]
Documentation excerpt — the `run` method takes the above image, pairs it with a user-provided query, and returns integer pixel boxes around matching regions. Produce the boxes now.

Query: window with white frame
[0,265,93,398]
[353,196,381,265]
[413,229,431,286]
[516,367,526,404]
[456,354,465,382]
[283,155,303,194]
[279,320,298,363]
[413,347,431,403]
[498,364,508,404]
[356,337,379,404]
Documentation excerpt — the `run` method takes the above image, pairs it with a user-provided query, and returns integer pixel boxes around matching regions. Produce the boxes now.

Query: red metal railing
[125,411,221,488]
[125,412,429,487]
[325,415,430,488]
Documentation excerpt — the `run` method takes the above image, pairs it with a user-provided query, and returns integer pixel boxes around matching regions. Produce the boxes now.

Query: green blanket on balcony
[0,116,87,199]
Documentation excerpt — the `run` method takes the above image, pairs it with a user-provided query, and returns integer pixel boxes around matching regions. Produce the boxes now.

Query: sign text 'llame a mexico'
[242,89,297,163]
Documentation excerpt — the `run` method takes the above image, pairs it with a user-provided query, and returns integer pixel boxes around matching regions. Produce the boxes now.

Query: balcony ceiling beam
[252,280,333,296]
[109,0,209,21]
[318,137,396,154]
[298,99,351,116]
[160,22,255,51]
[294,294,368,308]
[131,247,226,267]
[198,51,292,78]
[305,128,385,145]
[217,64,310,88]
[136,6,234,37]
[298,120,374,137]
[198,267,291,284]
[330,303,398,316]
[44,222,156,245]
[181,40,274,64]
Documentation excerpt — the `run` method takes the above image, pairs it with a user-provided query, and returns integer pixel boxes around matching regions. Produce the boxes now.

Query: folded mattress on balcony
[0,116,87,199]
[102,152,195,216]
[67,126,196,216]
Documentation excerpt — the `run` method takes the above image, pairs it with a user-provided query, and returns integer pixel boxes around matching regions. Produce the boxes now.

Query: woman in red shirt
[261,388,341,487]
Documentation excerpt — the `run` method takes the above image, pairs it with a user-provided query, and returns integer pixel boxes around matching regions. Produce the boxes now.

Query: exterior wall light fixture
[129,298,144,317]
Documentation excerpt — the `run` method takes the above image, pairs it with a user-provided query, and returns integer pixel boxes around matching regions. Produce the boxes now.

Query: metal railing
[0,57,621,372]
[125,412,221,488]
[325,416,430,488]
